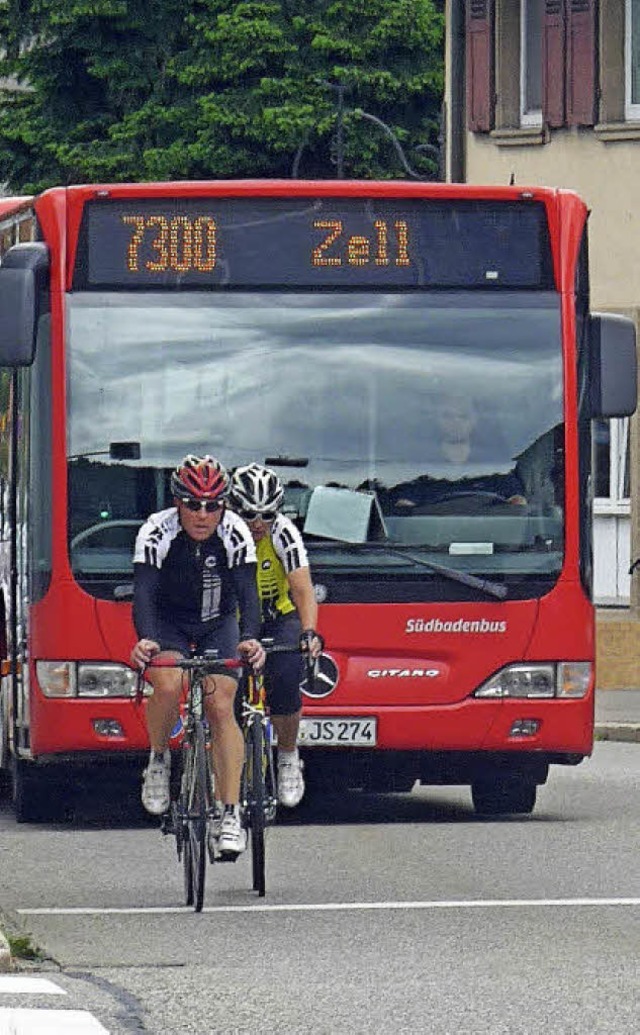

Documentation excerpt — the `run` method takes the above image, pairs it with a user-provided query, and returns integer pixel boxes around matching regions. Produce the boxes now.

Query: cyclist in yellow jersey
[228,464,323,807]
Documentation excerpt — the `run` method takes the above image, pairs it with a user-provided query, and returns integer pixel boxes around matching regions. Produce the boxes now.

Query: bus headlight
[36,661,141,698]
[77,664,139,698]
[474,662,591,699]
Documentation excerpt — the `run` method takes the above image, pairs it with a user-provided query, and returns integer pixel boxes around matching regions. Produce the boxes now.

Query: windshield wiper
[308,541,507,600]
[379,545,507,599]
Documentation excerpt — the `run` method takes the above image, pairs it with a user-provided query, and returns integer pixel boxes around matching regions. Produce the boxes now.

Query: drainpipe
[447,0,466,183]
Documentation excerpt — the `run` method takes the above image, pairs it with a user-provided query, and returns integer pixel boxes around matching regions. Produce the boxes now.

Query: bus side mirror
[0,242,49,367]
[589,313,637,418]
[0,267,37,366]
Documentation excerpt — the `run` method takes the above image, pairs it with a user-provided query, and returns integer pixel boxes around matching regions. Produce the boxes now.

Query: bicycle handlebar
[135,640,321,698]
[145,655,244,672]
[142,642,303,674]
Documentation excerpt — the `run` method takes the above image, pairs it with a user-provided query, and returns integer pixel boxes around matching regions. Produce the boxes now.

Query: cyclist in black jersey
[131,454,264,856]
[228,464,323,808]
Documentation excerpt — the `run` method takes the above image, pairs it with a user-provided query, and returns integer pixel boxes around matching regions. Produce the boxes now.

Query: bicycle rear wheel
[173,752,194,907]
[182,828,194,906]
[186,718,209,912]
[177,741,195,907]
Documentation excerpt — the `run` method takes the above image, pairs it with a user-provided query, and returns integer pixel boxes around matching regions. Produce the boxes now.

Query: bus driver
[130,454,264,857]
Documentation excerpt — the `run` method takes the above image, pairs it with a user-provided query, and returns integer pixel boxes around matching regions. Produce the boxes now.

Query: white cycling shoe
[277,756,305,808]
[218,807,247,855]
[141,750,171,815]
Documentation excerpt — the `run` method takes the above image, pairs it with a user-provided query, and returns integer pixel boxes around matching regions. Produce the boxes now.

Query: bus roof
[53,179,580,204]
[0,195,33,220]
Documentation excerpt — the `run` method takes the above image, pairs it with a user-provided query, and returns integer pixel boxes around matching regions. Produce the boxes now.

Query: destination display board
[73,196,554,290]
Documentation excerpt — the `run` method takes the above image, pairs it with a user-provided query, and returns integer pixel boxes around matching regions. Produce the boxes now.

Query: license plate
[298,717,377,746]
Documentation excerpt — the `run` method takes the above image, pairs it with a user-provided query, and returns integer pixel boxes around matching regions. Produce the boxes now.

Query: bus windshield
[66,290,564,599]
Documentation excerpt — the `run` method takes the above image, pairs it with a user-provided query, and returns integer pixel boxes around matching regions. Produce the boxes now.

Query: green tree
[0,0,191,189]
[0,0,443,192]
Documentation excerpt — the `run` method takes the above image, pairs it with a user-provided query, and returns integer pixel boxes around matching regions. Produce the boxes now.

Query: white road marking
[17,897,640,916]
[0,1009,108,1033]
[0,977,66,994]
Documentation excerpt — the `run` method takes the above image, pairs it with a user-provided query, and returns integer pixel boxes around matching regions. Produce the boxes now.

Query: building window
[626,0,640,120]
[521,0,543,126]
[593,418,631,507]
[467,1,597,134]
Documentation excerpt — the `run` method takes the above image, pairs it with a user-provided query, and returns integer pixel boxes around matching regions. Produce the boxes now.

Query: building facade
[445,0,640,686]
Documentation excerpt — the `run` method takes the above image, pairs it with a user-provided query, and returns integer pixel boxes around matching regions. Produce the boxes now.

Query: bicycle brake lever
[300,632,318,693]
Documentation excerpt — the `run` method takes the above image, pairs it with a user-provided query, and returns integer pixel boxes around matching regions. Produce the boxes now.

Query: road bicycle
[141,654,222,911]
[140,642,313,908]
[241,638,318,895]
[243,634,318,894]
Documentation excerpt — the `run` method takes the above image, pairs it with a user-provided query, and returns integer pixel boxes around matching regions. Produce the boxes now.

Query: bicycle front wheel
[246,717,268,897]
[186,719,209,912]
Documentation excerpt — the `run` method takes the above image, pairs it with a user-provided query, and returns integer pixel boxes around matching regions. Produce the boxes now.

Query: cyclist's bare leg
[271,710,302,752]
[204,674,244,804]
[145,651,184,752]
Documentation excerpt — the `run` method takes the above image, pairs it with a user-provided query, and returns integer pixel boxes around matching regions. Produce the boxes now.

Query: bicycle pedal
[160,813,175,836]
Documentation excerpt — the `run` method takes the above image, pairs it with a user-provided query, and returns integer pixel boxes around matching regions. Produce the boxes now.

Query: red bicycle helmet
[170,454,229,501]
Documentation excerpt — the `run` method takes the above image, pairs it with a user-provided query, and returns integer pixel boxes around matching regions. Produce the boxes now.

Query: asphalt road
[0,742,639,1034]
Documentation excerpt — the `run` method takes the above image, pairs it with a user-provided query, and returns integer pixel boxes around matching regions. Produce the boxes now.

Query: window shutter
[542,0,566,128]
[566,0,597,126]
[466,0,494,132]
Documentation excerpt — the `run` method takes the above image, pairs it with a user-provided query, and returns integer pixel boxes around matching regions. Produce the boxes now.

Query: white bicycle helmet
[228,463,284,518]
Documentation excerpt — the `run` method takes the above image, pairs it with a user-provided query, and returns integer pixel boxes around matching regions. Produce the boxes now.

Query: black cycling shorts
[155,612,242,682]
[263,613,303,716]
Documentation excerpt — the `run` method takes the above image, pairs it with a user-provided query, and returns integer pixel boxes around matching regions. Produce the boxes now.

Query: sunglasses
[179,498,224,513]
[242,511,276,523]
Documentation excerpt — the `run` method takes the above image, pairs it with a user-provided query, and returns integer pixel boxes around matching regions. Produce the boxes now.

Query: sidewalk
[595,688,640,743]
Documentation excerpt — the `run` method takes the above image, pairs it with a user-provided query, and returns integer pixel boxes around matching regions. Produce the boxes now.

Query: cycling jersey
[256,513,309,621]
[132,507,260,644]
[252,514,310,715]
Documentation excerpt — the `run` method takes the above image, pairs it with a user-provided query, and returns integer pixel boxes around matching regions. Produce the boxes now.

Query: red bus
[0,181,636,821]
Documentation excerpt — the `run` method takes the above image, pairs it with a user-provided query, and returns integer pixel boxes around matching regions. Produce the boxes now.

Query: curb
[594,723,640,743]
[0,929,11,972]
